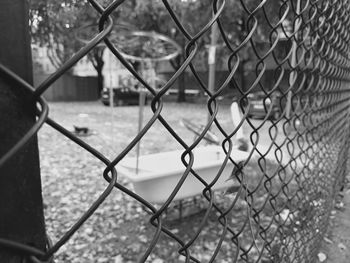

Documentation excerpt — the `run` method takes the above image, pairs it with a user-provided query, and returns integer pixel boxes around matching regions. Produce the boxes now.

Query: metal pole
[286,0,301,119]
[207,22,219,125]
[136,61,146,174]
[0,1,46,262]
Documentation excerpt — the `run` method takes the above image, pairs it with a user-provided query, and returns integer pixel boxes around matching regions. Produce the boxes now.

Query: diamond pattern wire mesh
[1,0,350,262]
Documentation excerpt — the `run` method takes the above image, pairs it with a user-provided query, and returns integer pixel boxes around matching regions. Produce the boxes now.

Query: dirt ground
[38,101,349,262]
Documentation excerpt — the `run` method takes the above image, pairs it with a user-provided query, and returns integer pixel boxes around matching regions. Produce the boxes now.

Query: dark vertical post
[0,0,46,262]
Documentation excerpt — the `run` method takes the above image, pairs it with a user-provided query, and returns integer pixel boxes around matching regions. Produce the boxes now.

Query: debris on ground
[317,252,327,262]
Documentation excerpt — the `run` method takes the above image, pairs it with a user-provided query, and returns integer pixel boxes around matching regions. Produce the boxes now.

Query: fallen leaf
[130,243,142,253]
[323,237,333,244]
[335,202,345,210]
[338,242,347,250]
[139,235,148,243]
[317,252,327,262]
[114,255,123,263]
[279,209,294,223]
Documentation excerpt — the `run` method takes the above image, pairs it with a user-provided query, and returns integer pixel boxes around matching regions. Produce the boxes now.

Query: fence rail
[1,0,350,262]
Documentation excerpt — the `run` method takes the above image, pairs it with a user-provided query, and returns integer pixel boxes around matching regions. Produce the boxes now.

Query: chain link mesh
[1,0,350,262]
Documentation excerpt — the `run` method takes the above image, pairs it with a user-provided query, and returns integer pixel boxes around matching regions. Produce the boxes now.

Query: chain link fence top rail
[1,0,350,262]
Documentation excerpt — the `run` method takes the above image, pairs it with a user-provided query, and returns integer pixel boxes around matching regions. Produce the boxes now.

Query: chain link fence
[1,0,350,262]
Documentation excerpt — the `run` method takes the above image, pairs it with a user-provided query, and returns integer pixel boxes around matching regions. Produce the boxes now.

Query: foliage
[115,0,283,95]
[113,0,218,101]
[29,0,283,95]
[116,1,213,70]
[30,0,112,93]
[30,0,85,69]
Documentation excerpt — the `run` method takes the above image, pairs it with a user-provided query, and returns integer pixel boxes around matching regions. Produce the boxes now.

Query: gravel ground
[38,101,296,262]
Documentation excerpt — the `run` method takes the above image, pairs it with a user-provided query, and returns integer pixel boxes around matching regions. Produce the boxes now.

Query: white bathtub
[117,146,249,203]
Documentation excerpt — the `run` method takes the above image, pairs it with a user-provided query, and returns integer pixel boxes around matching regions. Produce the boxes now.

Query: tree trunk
[96,65,104,97]
[177,71,186,102]
[89,47,105,98]
[239,60,247,92]
[0,1,46,262]
[171,54,186,102]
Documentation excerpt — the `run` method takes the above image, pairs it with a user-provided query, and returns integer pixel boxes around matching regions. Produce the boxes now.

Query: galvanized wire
[1,0,350,262]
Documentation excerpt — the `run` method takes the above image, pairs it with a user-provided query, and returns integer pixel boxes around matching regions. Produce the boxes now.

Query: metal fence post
[207,22,219,125]
[0,0,46,262]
